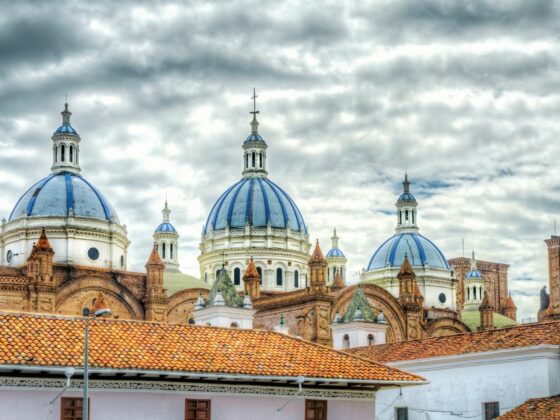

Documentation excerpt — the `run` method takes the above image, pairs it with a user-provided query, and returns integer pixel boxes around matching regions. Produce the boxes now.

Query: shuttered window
[186,399,211,420]
[305,400,327,420]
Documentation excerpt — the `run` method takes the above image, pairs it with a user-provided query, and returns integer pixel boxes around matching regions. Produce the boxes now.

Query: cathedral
[1,97,542,347]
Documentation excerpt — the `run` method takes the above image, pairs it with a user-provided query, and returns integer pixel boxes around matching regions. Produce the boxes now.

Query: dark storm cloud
[1,0,559,319]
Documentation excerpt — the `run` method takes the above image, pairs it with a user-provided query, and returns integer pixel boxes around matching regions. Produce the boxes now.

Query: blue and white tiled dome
[367,232,449,271]
[465,268,483,279]
[54,122,79,136]
[204,177,307,234]
[9,172,119,222]
[326,248,345,258]
[155,222,177,233]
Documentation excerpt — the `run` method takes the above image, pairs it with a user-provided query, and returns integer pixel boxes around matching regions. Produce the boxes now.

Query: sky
[1,0,559,321]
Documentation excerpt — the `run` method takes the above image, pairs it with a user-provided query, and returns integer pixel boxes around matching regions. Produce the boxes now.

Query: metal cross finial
[220,250,226,268]
[250,88,259,117]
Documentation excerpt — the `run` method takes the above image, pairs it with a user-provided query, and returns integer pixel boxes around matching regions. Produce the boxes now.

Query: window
[61,397,87,420]
[276,268,283,286]
[162,242,166,259]
[396,407,408,420]
[120,255,124,267]
[438,293,446,304]
[256,267,263,285]
[6,250,12,264]
[305,400,327,420]
[252,152,256,167]
[467,287,470,300]
[87,247,99,261]
[170,243,174,259]
[412,211,415,224]
[230,322,239,328]
[399,211,402,224]
[259,153,262,167]
[188,318,195,324]
[294,270,299,288]
[69,145,73,162]
[54,148,57,163]
[484,402,500,420]
[61,145,66,162]
[185,399,211,420]
[245,153,248,168]
[473,287,477,300]
[205,272,208,283]
[405,209,409,221]
[342,334,350,349]
[234,267,241,286]
[367,334,375,345]
[215,270,220,279]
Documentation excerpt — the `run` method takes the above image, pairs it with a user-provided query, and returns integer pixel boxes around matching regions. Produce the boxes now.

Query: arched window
[342,334,350,349]
[276,268,283,286]
[473,287,477,300]
[162,242,166,259]
[367,334,375,346]
[234,267,241,286]
[259,153,262,168]
[54,148,57,163]
[399,211,402,224]
[230,322,239,328]
[188,318,195,325]
[405,209,409,221]
[69,145,73,162]
[412,211,415,224]
[467,287,470,301]
[170,243,174,259]
[257,267,263,285]
[252,152,256,167]
[245,153,248,169]
[60,145,65,162]
[294,270,299,288]
[216,270,220,279]
[204,272,208,283]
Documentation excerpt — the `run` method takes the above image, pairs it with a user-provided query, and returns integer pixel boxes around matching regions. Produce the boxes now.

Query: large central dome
[204,177,306,234]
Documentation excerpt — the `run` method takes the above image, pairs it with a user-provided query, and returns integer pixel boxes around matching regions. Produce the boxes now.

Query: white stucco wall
[374,346,560,420]
[0,389,375,420]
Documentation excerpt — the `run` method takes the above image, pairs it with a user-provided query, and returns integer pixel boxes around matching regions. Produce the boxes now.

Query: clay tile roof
[146,243,163,266]
[504,293,517,309]
[498,394,560,419]
[347,321,560,364]
[0,313,423,384]
[35,227,53,252]
[310,240,325,263]
[243,258,259,280]
[397,255,414,277]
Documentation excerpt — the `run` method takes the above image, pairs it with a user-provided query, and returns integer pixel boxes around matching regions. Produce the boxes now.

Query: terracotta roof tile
[498,394,560,419]
[0,313,423,383]
[348,321,560,363]
[310,240,325,263]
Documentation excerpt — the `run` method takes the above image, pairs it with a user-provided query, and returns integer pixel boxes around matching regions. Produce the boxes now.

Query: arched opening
[245,153,248,169]
[467,287,470,301]
[259,153,262,168]
[294,270,299,288]
[204,272,208,283]
[412,210,415,224]
[276,268,283,286]
[54,148,57,163]
[367,334,375,346]
[69,145,73,162]
[252,152,256,167]
[473,287,477,300]
[170,243,174,259]
[399,211,402,224]
[215,270,220,279]
[230,322,239,328]
[162,243,166,259]
[342,334,350,349]
[60,145,65,162]
[234,267,241,286]
[257,267,263,285]
[405,209,409,221]
[188,318,195,325]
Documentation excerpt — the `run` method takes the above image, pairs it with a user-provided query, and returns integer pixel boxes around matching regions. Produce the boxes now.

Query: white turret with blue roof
[326,228,347,286]
[153,199,180,272]
[198,90,311,293]
[0,103,130,269]
[361,174,457,309]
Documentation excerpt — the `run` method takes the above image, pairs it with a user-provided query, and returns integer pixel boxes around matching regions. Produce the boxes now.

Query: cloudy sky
[1,0,558,320]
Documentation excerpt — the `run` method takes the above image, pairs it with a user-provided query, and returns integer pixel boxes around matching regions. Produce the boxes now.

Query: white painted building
[349,321,560,420]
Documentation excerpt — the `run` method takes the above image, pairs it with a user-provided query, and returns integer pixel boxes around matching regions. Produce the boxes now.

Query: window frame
[305,399,327,420]
[185,399,211,420]
[233,267,241,286]
[276,267,283,286]
[61,397,88,420]
[396,406,409,420]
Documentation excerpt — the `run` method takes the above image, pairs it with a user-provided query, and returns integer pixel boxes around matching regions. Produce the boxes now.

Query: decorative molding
[0,377,375,401]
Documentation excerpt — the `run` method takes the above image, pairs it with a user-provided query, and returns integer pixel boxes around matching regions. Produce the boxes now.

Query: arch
[55,277,143,320]
[252,152,256,167]
[60,144,65,162]
[405,209,409,221]
[427,317,471,336]
[473,287,477,300]
[233,267,241,286]
[245,153,249,169]
[332,284,408,343]
[69,145,74,162]
[167,289,210,324]
[259,153,262,168]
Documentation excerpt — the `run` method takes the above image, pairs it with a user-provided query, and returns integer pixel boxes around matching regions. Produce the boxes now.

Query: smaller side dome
[466,251,483,279]
[326,248,345,258]
[155,222,177,233]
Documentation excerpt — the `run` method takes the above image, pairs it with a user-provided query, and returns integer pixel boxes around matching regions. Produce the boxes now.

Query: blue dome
[155,222,176,233]
[398,191,416,202]
[54,123,79,136]
[465,269,483,279]
[9,172,118,222]
[204,177,306,234]
[326,248,345,258]
[244,133,265,144]
[367,232,450,271]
